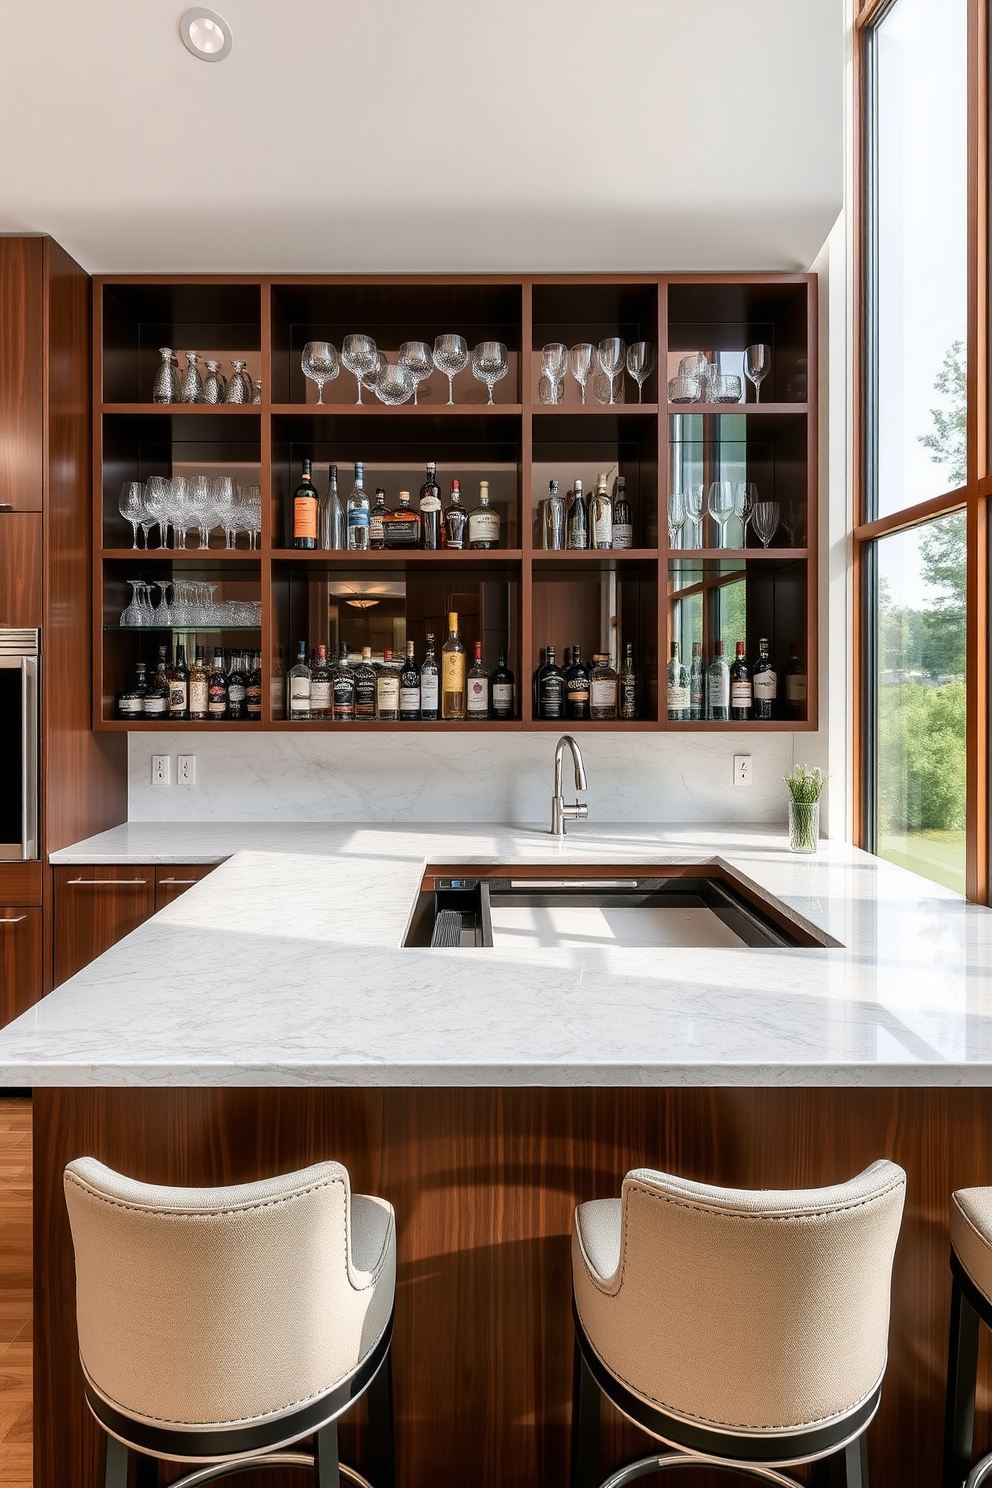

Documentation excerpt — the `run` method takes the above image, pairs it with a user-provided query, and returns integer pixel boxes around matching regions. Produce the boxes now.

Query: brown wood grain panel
[52,866,155,986]
[0,863,42,907]
[154,863,216,910]
[0,906,41,1026]
[0,512,42,628]
[31,1086,992,1488]
[0,238,44,512]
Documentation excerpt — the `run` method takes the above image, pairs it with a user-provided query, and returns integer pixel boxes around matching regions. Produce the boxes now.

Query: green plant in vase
[784,764,827,854]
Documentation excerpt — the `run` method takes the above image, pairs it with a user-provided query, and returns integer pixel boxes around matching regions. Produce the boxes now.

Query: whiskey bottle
[666,641,690,721]
[347,461,371,550]
[689,642,704,721]
[288,641,312,720]
[318,463,346,551]
[227,651,247,720]
[369,487,389,550]
[705,641,730,721]
[381,490,420,548]
[441,612,467,720]
[310,643,333,719]
[620,641,639,720]
[246,652,263,720]
[537,645,565,721]
[377,648,400,721]
[443,479,467,549]
[399,640,420,720]
[751,637,777,720]
[189,645,209,721]
[491,648,515,720]
[785,642,808,720]
[612,476,633,550]
[589,653,619,720]
[468,480,500,549]
[271,645,285,720]
[420,460,443,550]
[292,458,318,550]
[331,643,355,722]
[420,633,439,720]
[142,672,168,720]
[730,641,752,721]
[208,649,229,720]
[564,644,590,721]
[354,645,378,720]
[566,478,588,550]
[466,642,490,720]
[591,471,613,550]
[153,644,170,690]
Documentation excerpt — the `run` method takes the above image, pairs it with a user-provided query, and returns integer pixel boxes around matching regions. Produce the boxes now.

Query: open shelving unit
[92,273,816,731]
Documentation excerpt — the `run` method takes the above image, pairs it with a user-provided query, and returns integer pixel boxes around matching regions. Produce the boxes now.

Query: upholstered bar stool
[570,1161,906,1488]
[63,1158,396,1488]
[943,1186,992,1488]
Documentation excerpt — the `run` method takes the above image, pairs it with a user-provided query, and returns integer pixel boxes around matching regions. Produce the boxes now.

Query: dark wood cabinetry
[0,907,42,1026]
[0,512,42,627]
[52,863,217,985]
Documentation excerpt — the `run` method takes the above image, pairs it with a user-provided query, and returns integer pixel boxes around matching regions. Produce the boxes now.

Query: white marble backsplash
[127,732,797,824]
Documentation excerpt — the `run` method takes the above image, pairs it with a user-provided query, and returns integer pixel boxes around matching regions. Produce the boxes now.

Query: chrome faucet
[551,735,588,836]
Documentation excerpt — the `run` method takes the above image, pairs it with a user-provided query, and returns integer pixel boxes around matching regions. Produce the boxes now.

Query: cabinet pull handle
[0,914,27,924]
[65,878,148,886]
[0,502,13,510]
[158,878,198,885]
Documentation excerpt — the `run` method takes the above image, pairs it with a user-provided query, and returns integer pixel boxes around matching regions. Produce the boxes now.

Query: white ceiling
[0,0,843,274]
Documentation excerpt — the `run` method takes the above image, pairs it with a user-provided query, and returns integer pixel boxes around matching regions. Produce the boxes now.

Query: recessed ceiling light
[179,8,233,62]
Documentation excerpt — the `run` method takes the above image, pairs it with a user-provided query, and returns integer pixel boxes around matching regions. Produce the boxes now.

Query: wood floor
[0,1097,31,1488]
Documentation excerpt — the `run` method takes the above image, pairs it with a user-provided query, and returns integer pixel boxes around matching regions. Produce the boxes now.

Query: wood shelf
[271,548,524,563]
[668,548,808,561]
[666,402,807,417]
[102,548,261,561]
[102,403,262,416]
[271,403,523,418]
[528,402,659,416]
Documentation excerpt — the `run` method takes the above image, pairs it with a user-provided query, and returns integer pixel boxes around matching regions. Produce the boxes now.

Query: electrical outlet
[151,754,171,787]
[733,754,752,787]
[177,754,196,786]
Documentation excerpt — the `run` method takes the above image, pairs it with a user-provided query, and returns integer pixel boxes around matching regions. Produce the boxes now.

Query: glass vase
[788,800,820,854]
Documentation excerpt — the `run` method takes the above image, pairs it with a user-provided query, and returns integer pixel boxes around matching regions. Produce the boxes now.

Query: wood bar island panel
[33,1085,992,1488]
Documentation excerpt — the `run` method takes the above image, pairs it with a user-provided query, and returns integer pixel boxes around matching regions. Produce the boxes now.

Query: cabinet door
[0,238,44,512]
[0,512,42,628]
[0,906,42,1026]
[155,864,215,910]
[54,866,155,987]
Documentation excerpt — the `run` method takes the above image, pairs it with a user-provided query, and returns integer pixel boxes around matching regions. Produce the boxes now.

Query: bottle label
[117,695,143,717]
[310,680,331,710]
[468,511,500,543]
[420,673,439,710]
[621,679,637,719]
[613,523,633,549]
[169,680,188,711]
[378,675,400,709]
[443,653,466,690]
[540,677,564,718]
[467,678,489,714]
[567,684,590,703]
[228,682,246,704]
[294,495,317,541]
[247,683,262,717]
[400,686,421,711]
[492,683,513,708]
[708,673,730,708]
[591,678,617,707]
[731,681,753,708]
[592,505,613,547]
[370,513,385,542]
[420,495,441,511]
[754,671,777,700]
[143,694,167,716]
[270,677,284,718]
[348,508,370,528]
[668,684,690,711]
[333,676,354,707]
[382,519,419,547]
[355,679,376,711]
[290,678,310,711]
[190,677,208,713]
[208,687,227,716]
[786,674,808,702]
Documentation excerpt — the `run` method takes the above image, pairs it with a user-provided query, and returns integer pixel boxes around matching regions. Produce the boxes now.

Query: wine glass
[685,485,705,548]
[301,341,340,405]
[341,335,379,404]
[667,490,686,549]
[745,344,770,403]
[626,341,655,403]
[433,335,469,405]
[752,500,781,548]
[568,343,595,405]
[707,480,735,548]
[597,337,625,404]
[733,482,756,547]
[471,341,508,404]
[150,581,173,627]
[540,342,567,404]
[171,477,196,550]
[398,340,433,404]
[120,579,144,627]
[213,476,237,549]
[373,361,416,405]
[118,481,144,548]
[143,475,172,548]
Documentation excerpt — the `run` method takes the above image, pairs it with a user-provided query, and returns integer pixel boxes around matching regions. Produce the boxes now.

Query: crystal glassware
[471,341,508,405]
[707,480,735,548]
[213,476,237,549]
[252,378,262,404]
[668,374,701,404]
[597,337,626,404]
[143,475,172,548]
[540,342,567,404]
[685,484,705,547]
[152,348,179,404]
[120,579,144,627]
[398,341,433,404]
[734,482,756,546]
[568,343,595,405]
[226,360,254,404]
[301,341,340,405]
[171,476,196,549]
[118,481,144,548]
[709,373,743,404]
[202,360,226,404]
[752,500,781,548]
[745,344,771,403]
[679,353,708,379]
[667,490,686,549]
[179,351,204,404]
[150,581,173,626]
[373,362,416,405]
[341,335,379,405]
[433,334,469,405]
[626,341,655,403]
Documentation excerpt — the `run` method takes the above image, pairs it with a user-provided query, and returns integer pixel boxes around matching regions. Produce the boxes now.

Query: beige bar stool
[942,1187,992,1488]
[63,1157,396,1488]
[570,1161,906,1488]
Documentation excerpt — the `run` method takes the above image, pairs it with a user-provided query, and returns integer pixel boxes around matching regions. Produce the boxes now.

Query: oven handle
[22,656,38,861]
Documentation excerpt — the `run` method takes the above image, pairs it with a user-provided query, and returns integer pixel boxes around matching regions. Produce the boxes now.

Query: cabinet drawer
[0,905,42,1027]
[155,863,216,910]
[54,866,155,986]
[0,512,42,627]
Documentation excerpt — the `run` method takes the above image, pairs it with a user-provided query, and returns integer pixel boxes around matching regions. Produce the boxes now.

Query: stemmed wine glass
[540,342,567,404]
[471,341,508,404]
[597,338,626,404]
[707,480,735,548]
[341,335,379,404]
[213,477,237,549]
[433,335,469,405]
[150,582,173,627]
[626,341,655,403]
[667,490,686,549]
[120,580,144,627]
[143,476,172,549]
[733,482,756,547]
[398,341,433,404]
[685,485,705,548]
[752,500,780,548]
[301,341,340,405]
[118,481,144,548]
[744,344,770,403]
[568,343,595,405]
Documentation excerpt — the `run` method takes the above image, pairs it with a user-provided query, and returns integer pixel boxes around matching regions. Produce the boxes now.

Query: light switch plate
[151,754,170,786]
[733,754,752,787]
[177,754,196,786]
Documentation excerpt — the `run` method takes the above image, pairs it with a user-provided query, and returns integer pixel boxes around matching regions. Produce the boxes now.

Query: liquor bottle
[369,487,389,550]
[620,641,639,720]
[381,490,420,548]
[466,642,490,720]
[246,653,263,720]
[533,649,545,718]
[116,681,143,721]
[377,648,400,721]
[227,652,247,720]
[546,479,565,550]
[591,471,613,550]
[689,642,704,721]
[354,645,378,720]
[347,461,370,550]
[491,648,515,720]
[153,644,170,690]
[420,460,443,550]
[706,641,730,721]
[133,660,149,705]
[751,637,777,721]
[589,653,619,721]
[271,645,285,721]
[564,643,590,721]
[444,479,467,549]
[441,612,467,720]
[730,642,752,721]
[331,643,355,722]
[420,633,439,720]
[292,458,318,550]
[189,646,209,721]
[208,649,229,720]
[142,668,169,720]
[566,478,588,550]
[612,476,633,550]
[288,641,312,720]
[399,641,420,720]
[468,480,500,549]
[318,464,345,551]
[310,643,333,719]
[537,645,565,721]
[666,641,690,721]
[785,642,808,720]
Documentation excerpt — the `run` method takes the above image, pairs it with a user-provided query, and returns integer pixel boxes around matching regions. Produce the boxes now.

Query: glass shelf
[104,625,261,633]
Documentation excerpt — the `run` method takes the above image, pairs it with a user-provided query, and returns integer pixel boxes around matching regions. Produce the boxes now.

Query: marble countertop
[5,821,992,1087]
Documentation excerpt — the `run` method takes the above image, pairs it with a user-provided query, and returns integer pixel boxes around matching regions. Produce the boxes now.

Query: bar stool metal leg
[102,1430,130,1488]
[944,1272,982,1488]
[570,1331,602,1488]
[314,1420,340,1488]
[365,1347,396,1488]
